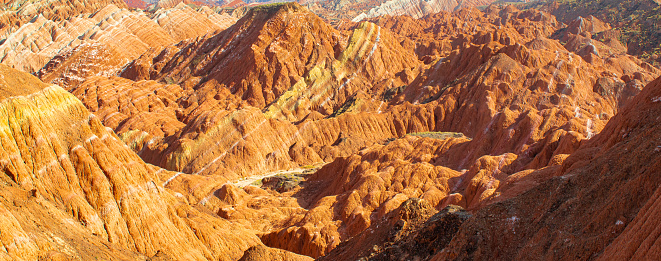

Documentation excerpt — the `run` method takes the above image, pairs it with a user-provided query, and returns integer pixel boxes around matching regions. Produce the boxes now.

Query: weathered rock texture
[351,0,494,22]
[238,245,314,261]
[3,1,661,260]
[0,64,275,260]
[529,0,661,64]
[154,0,219,9]
[74,4,657,183]
[194,5,659,258]
[56,7,659,259]
[152,4,237,41]
[71,3,420,179]
[322,203,472,260]
[0,0,127,37]
[122,2,418,112]
[305,0,493,23]
[125,0,147,9]
[0,3,236,87]
[434,70,661,261]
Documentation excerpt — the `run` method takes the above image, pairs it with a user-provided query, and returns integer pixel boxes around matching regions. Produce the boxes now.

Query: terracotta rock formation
[351,0,496,22]
[154,0,216,9]
[529,0,661,64]
[305,0,493,23]
[69,3,424,179]
[434,74,661,261]
[239,245,314,261]
[322,203,471,260]
[123,2,419,116]
[0,64,275,260]
[68,6,658,246]
[152,4,237,41]
[0,3,236,89]
[5,1,661,260]
[0,0,127,37]
[71,73,435,181]
[203,6,658,258]
[34,4,176,88]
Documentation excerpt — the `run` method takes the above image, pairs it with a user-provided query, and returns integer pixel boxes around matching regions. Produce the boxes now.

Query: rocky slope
[0,63,333,260]
[85,3,423,177]
[322,81,661,259]
[311,8,661,257]
[528,0,661,64]
[5,4,176,79]
[0,3,236,88]
[91,3,655,177]
[62,3,661,259]
[32,5,178,88]
[434,68,661,261]
[351,0,494,22]
[125,0,148,9]
[0,0,128,37]
[121,2,419,111]
[3,0,661,260]
[154,0,222,9]
[305,0,494,23]
[152,4,237,41]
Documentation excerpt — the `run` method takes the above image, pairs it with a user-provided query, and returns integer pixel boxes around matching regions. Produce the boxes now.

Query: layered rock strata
[0,64,272,260]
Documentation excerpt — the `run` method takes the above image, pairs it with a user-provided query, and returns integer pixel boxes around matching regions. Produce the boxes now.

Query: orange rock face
[57,4,660,258]
[239,245,314,261]
[0,3,236,89]
[34,5,177,88]
[71,3,421,178]
[0,0,128,36]
[154,0,220,9]
[153,4,237,41]
[434,73,661,261]
[0,64,288,260]
[124,2,419,112]
[2,0,661,260]
[81,3,655,178]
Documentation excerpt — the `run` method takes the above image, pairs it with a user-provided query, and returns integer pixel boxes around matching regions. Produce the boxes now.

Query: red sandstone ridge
[528,0,661,64]
[70,4,656,190]
[350,0,496,22]
[223,0,246,8]
[433,74,661,261]
[79,3,426,178]
[152,3,237,41]
[0,0,128,36]
[0,2,236,85]
[0,63,320,260]
[24,4,235,88]
[3,0,661,260]
[122,2,418,114]
[376,5,658,171]
[63,4,660,259]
